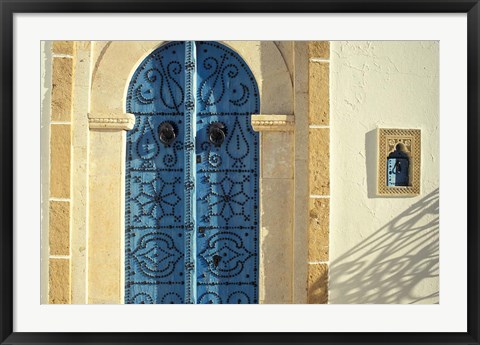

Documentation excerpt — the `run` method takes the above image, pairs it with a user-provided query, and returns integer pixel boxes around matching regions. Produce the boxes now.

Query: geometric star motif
[132,175,181,226]
[201,175,251,223]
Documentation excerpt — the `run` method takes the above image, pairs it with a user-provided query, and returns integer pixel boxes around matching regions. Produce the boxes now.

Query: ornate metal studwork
[183,41,196,304]
[125,42,186,304]
[195,41,259,304]
[125,41,259,304]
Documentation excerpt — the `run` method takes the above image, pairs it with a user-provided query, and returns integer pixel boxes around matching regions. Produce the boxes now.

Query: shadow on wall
[330,188,439,304]
[307,263,329,304]
[365,129,379,199]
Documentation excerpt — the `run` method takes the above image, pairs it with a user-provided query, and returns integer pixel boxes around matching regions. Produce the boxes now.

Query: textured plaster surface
[330,41,439,304]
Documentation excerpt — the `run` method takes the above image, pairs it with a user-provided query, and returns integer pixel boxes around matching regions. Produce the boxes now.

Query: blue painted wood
[387,156,409,186]
[125,41,259,304]
[195,42,259,304]
[125,42,186,304]
[183,41,197,303]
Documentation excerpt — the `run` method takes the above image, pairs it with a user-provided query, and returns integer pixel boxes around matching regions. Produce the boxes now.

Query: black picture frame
[1,1,479,344]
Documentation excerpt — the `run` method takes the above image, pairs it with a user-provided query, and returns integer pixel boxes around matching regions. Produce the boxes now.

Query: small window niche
[377,128,421,196]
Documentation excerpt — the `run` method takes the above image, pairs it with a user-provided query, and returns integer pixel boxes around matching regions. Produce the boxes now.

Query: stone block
[292,158,309,303]
[91,41,160,113]
[307,263,328,304]
[86,128,126,304]
[308,198,329,262]
[70,146,88,304]
[309,128,330,195]
[51,57,74,121]
[49,201,70,256]
[53,41,75,55]
[309,62,330,125]
[88,173,122,304]
[88,130,124,176]
[261,131,294,179]
[50,124,71,198]
[294,41,309,94]
[309,41,330,59]
[49,258,71,304]
[294,92,309,162]
[260,178,293,303]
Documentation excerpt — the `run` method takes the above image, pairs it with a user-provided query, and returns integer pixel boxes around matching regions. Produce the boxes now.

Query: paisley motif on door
[125,41,260,304]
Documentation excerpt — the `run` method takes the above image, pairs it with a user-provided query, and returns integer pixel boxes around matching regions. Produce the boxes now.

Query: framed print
[1,1,479,344]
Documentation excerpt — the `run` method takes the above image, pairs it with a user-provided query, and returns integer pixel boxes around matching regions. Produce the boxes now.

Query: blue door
[125,41,259,304]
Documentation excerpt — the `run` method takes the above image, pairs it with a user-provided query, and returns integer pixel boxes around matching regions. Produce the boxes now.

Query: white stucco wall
[330,41,439,304]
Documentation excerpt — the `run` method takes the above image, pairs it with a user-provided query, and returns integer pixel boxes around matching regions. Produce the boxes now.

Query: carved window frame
[377,128,421,196]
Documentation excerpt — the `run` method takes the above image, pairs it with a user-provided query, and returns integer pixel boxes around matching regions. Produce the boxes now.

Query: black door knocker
[208,122,227,147]
[158,121,178,146]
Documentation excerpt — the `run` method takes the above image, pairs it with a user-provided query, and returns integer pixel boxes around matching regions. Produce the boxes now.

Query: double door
[125,41,259,304]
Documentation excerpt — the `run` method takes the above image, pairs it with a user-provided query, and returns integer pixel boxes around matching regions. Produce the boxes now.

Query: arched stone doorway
[86,40,302,304]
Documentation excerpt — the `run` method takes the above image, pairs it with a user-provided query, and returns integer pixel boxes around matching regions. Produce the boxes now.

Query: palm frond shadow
[329,188,439,304]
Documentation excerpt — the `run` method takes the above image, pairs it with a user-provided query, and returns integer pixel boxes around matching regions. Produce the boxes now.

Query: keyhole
[213,255,222,267]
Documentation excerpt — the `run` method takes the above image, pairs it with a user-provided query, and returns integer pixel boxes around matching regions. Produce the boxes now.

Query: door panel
[125,41,259,304]
[195,42,259,304]
[125,42,186,304]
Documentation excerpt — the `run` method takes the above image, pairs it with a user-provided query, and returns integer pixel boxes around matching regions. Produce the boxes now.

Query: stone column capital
[88,112,135,131]
[251,114,295,132]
